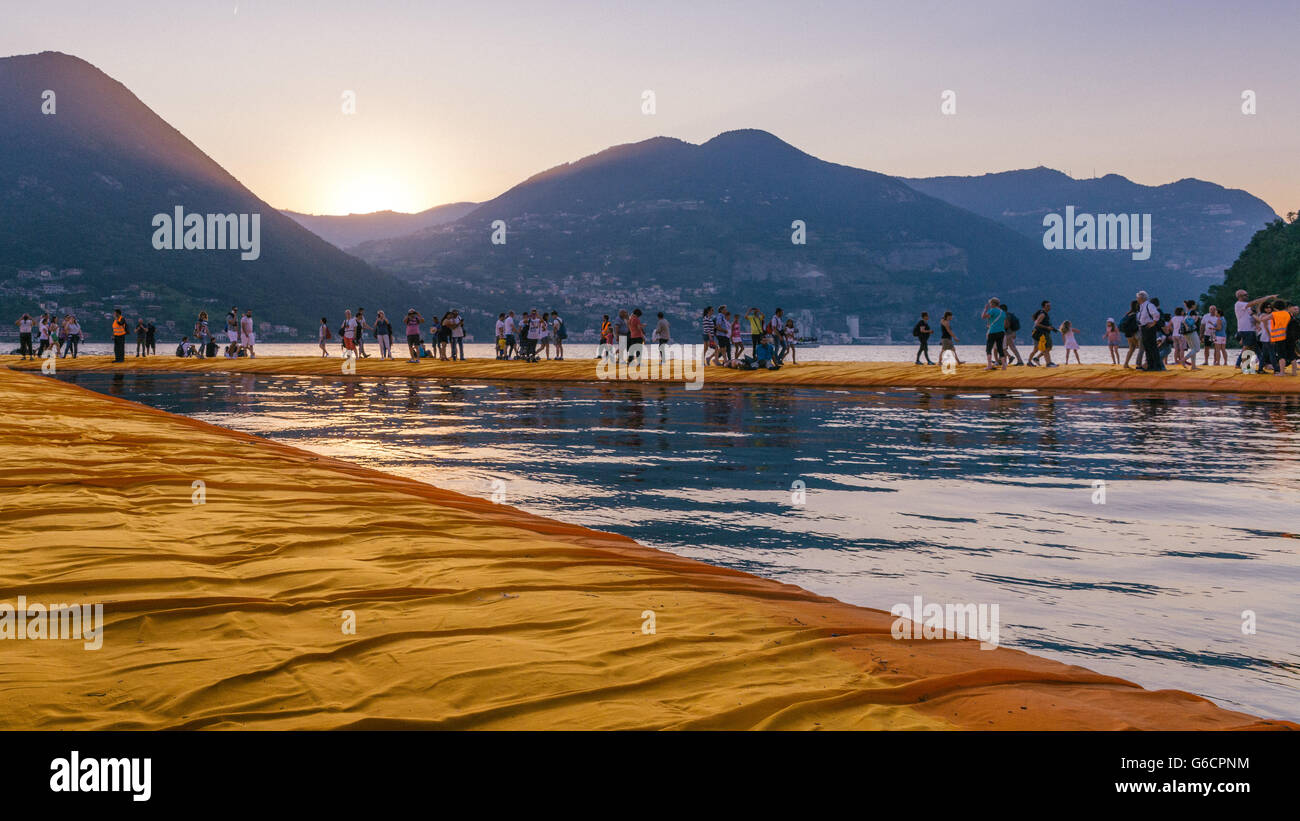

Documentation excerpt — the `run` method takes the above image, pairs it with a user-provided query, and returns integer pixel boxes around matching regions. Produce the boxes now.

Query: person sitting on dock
[741,335,780,370]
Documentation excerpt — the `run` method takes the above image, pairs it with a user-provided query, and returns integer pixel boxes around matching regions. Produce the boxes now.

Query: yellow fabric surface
[0,368,1292,730]
[8,354,1300,394]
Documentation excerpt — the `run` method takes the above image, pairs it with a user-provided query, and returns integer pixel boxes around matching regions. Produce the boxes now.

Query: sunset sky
[5,0,1295,217]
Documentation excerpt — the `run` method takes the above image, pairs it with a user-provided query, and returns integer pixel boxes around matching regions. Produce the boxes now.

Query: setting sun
[323,173,430,215]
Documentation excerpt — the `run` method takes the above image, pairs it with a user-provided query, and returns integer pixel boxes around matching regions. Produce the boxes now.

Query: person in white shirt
[64,316,82,358]
[1136,291,1163,372]
[1234,289,1277,368]
[340,309,358,358]
[1200,306,1222,366]
[503,312,517,360]
[15,313,35,360]
[1169,305,1187,366]
[449,310,465,360]
[240,311,256,357]
[526,310,545,361]
[36,315,50,357]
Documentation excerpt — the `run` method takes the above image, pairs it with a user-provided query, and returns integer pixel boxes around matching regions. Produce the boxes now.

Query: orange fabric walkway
[8,354,1299,394]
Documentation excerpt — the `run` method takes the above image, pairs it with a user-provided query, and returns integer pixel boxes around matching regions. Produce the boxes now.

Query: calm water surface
[60,372,1300,720]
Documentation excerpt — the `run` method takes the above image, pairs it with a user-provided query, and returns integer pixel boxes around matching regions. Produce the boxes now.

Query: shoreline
[9,354,1300,395]
[1,366,1293,729]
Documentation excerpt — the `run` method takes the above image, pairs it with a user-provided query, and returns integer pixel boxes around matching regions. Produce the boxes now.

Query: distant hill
[353,130,1110,340]
[282,202,478,250]
[902,168,1279,301]
[0,51,428,339]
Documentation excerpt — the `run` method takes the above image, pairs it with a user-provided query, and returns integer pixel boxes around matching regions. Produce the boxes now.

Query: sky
[5,0,1296,216]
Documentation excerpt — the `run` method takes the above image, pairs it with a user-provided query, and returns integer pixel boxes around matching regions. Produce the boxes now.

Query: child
[1061,321,1082,364]
[1105,319,1122,364]
[318,317,331,357]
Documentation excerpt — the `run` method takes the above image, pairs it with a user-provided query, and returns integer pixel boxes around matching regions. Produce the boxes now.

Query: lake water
[57,371,1300,720]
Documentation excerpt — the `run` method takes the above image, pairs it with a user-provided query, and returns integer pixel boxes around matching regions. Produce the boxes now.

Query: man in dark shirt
[912,311,933,365]
[1027,300,1058,367]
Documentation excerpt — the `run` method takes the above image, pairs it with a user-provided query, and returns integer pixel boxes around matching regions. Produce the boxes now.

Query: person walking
[450,310,465,360]
[1136,291,1163,371]
[340,309,358,357]
[404,309,424,363]
[652,311,671,363]
[939,311,960,364]
[551,311,566,361]
[55,314,69,358]
[64,315,81,358]
[1028,300,1058,367]
[1003,304,1025,365]
[318,317,331,357]
[627,308,646,366]
[981,298,1008,370]
[700,307,717,366]
[36,314,50,357]
[375,310,394,359]
[240,310,256,357]
[355,308,372,358]
[912,311,933,365]
[193,311,209,359]
[1119,301,1141,368]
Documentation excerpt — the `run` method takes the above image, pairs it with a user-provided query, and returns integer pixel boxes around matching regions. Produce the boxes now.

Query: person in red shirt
[627,308,645,366]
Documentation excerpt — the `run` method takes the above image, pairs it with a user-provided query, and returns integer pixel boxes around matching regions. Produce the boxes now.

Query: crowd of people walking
[11,289,1297,377]
[12,312,88,360]
[911,289,1297,376]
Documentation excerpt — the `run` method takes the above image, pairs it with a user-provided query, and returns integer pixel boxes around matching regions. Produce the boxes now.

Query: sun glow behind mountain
[323,173,429,216]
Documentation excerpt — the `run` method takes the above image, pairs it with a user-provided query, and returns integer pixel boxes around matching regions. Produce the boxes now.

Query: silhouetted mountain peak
[702,129,807,155]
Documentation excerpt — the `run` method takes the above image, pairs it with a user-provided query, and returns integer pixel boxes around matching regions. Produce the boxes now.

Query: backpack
[557,318,567,340]
[1006,312,1020,333]
[1183,315,1198,336]
[912,322,921,338]
[1119,313,1139,336]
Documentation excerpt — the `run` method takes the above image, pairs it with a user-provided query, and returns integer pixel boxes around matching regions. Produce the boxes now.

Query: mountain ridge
[353,129,1110,339]
[0,51,428,337]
